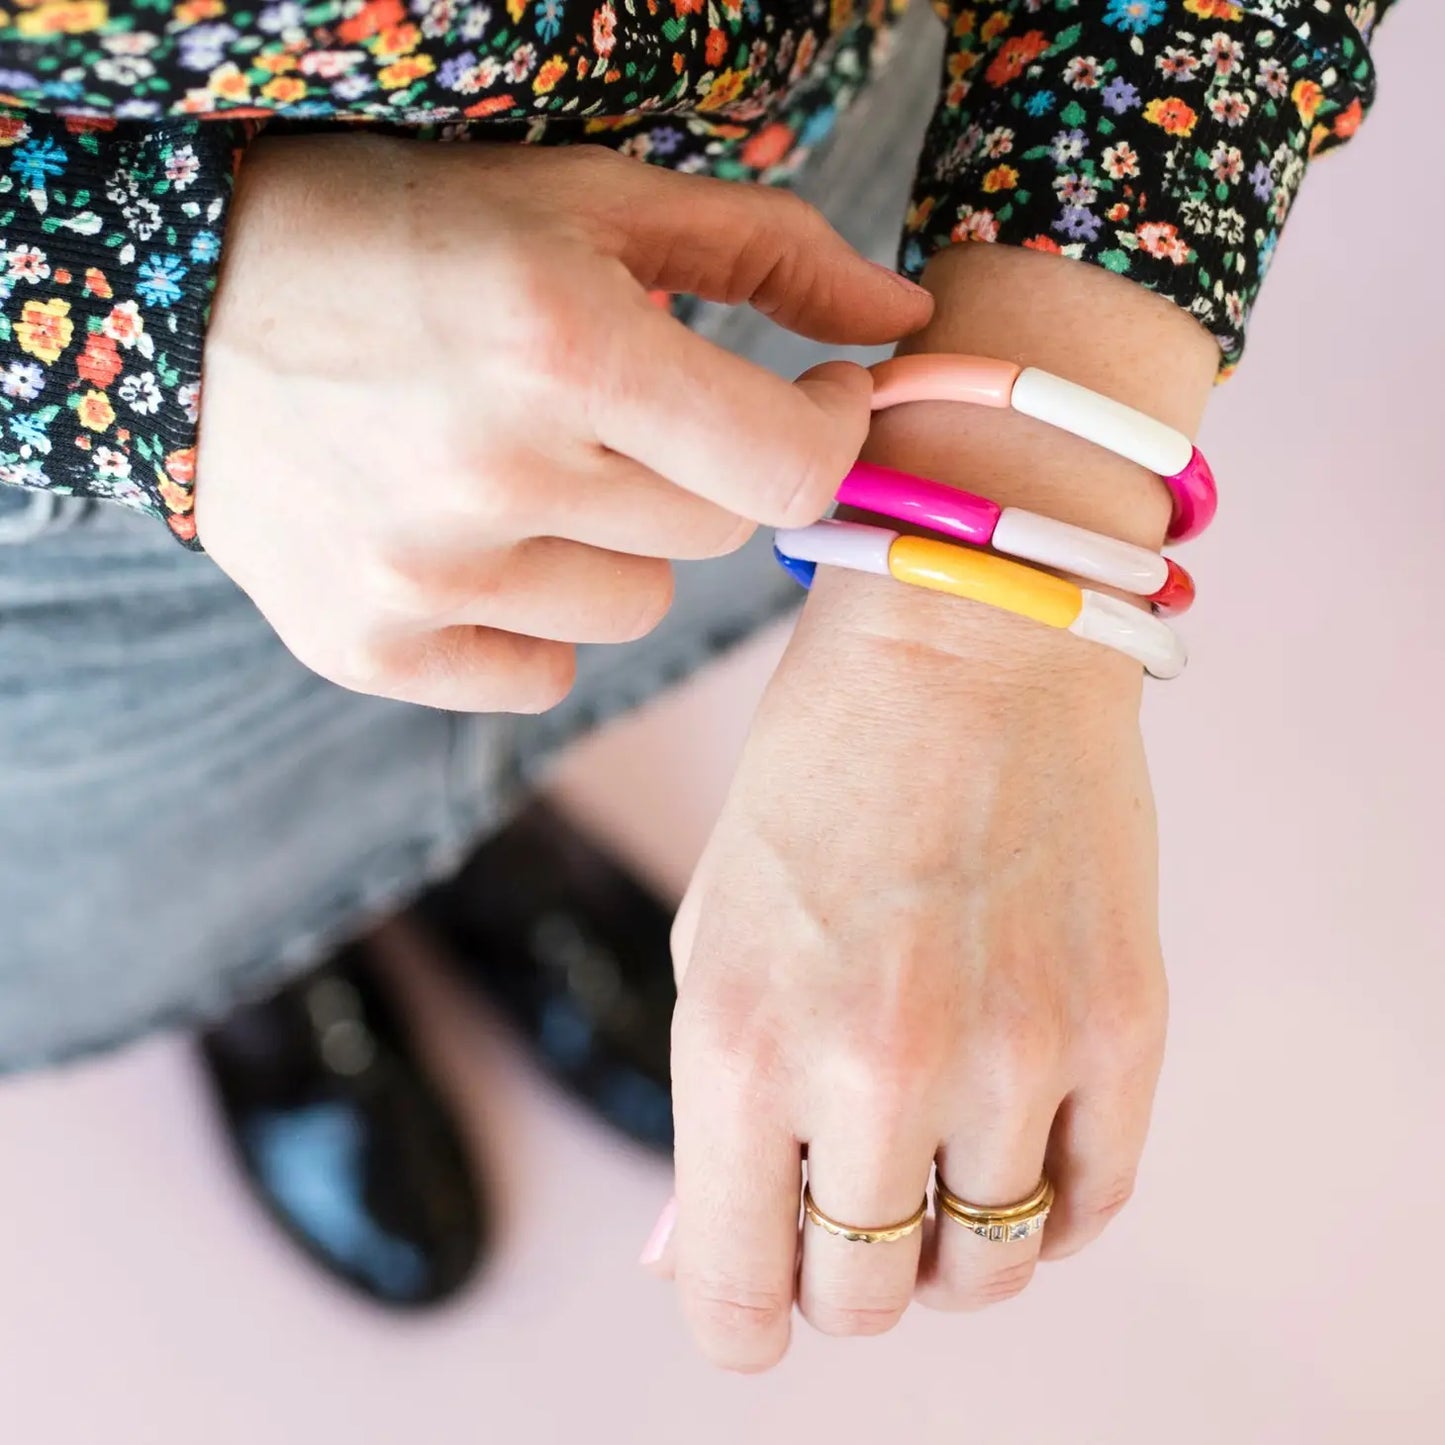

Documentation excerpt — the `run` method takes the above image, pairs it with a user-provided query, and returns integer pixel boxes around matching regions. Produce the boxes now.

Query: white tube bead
[773,520,897,576]
[992,508,1169,597]
[1068,590,1187,680]
[1011,368,1194,478]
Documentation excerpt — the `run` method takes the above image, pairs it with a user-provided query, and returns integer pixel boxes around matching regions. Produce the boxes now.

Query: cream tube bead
[1010,368,1195,479]
[991,507,1170,597]
[1067,590,1187,680]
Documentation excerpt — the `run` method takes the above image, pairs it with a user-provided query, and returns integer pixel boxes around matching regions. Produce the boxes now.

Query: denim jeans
[0,8,939,1072]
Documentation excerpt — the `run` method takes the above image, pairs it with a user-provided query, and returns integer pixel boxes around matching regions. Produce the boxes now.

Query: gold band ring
[802,1185,928,1245]
[934,1174,1055,1244]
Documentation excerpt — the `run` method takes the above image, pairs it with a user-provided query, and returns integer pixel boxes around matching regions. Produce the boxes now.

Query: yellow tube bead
[886,535,1084,629]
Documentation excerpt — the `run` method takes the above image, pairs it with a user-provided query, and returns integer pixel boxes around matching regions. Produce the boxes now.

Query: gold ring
[934,1174,1055,1244]
[802,1185,927,1244]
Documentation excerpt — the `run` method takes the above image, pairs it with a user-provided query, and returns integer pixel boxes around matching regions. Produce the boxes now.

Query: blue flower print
[534,0,563,43]
[1104,0,1167,33]
[11,138,67,190]
[136,254,188,308]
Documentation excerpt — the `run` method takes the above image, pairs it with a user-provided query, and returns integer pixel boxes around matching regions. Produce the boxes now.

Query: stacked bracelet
[771,354,1215,680]
[836,460,1195,617]
[775,520,1187,681]
[868,355,1217,543]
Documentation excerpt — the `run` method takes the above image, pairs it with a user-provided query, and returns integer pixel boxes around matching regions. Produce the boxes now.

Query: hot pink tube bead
[1163,446,1218,542]
[836,461,1001,547]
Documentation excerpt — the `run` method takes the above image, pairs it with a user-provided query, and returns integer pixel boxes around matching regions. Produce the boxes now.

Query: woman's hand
[653,245,1219,1370]
[666,597,1167,1369]
[195,137,931,711]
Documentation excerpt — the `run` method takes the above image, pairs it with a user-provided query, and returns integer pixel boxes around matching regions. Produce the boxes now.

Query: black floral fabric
[0,0,1395,545]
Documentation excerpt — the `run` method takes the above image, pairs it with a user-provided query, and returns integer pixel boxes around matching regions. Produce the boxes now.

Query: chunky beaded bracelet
[774,520,1187,680]
[836,459,1194,617]
[868,355,1217,543]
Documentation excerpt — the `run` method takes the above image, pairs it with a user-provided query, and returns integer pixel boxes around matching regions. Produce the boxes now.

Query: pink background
[2,12,1442,1441]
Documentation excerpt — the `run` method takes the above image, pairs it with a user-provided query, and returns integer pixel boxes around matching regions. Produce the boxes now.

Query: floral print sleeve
[0,0,1396,548]
[0,107,244,543]
[902,1,1395,369]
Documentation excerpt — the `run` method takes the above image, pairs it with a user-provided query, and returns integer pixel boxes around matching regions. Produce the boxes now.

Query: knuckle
[1078,1175,1137,1225]
[685,1276,791,1348]
[979,1016,1064,1100]
[968,1257,1038,1308]
[363,551,451,618]
[672,985,784,1098]
[771,447,844,529]
[802,1297,905,1339]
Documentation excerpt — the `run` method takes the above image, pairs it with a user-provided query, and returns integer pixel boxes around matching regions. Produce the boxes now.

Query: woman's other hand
[195,138,932,711]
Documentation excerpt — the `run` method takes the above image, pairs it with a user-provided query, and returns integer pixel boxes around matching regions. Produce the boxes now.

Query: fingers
[671,988,801,1373]
[596,340,876,528]
[920,1085,1058,1312]
[574,154,934,345]
[1040,1064,1160,1262]
[331,624,578,714]
[797,1126,933,1339]
[541,453,755,561]
[443,536,675,644]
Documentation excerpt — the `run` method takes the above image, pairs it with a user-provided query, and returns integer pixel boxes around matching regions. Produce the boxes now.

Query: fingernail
[638,1195,677,1266]
[868,260,931,296]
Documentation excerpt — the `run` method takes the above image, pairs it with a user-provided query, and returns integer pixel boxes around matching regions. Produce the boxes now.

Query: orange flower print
[168,513,198,544]
[982,164,1018,193]
[207,63,251,102]
[741,122,795,169]
[0,115,31,146]
[164,448,197,487]
[378,54,435,88]
[1144,96,1198,136]
[705,26,726,67]
[374,23,421,59]
[76,389,116,432]
[1184,0,1241,17]
[84,268,113,299]
[15,0,108,36]
[255,50,300,75]
[261,76,308,103]
[534,55,567,93]
[672,0,702,14]
[463,94,516,117]
[157,474,192,514]
[985,31,1049,88]
[1022,235,1063,254]
[76,331,122,389]
[980,9,1009,43]
[1334,98,1364,138]
[506,0,524,20]
[173,0,223,21]
[696,67,745,112]
[1292,78,1324,126]
[16,298,73,365]
[336,0,404,43]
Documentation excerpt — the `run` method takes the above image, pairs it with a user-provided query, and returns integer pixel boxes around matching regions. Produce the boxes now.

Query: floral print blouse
[0,0,1395,545]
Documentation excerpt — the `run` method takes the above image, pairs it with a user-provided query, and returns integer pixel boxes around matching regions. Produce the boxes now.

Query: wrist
[798,243,1217,686]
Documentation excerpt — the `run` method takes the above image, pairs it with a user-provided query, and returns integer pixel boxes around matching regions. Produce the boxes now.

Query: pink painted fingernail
[868,260,931,296]
[638,1196,677,1266]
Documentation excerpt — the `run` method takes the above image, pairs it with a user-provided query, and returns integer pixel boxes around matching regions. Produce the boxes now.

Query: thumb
[584,160,935,345]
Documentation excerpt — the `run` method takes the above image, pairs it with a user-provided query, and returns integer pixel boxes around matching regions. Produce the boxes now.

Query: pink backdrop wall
[2,10,1441,1441]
